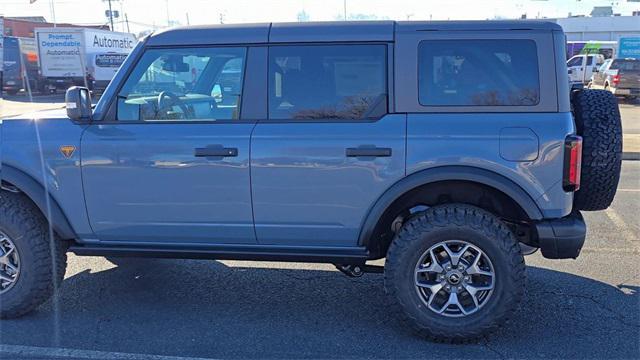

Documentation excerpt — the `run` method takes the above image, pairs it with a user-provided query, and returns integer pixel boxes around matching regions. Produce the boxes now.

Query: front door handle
[346,147,392,157]
[194,146,238,157]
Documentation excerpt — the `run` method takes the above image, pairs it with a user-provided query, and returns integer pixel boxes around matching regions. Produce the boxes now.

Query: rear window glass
[610,59,640,71]
[418,40,540,106]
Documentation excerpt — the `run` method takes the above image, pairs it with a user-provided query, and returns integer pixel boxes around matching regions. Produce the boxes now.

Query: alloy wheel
[414,240,495,317]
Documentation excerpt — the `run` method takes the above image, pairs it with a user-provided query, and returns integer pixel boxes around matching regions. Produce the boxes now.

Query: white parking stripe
[0,344,217,360]
[604,207,639,247]
[617,189,640,192]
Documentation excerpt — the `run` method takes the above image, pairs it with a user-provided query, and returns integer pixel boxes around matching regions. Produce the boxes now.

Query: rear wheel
[384,204,525,342]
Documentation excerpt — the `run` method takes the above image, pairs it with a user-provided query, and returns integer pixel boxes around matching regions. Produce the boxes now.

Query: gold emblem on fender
[60,145,76,159]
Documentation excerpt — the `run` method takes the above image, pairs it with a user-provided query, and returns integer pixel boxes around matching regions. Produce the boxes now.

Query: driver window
[116,47,246,121]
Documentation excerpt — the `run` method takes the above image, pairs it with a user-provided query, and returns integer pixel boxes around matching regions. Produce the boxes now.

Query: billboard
[619,37,640,59]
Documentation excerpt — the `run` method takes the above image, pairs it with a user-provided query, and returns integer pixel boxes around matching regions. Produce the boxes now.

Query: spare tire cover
[571,89,622,211]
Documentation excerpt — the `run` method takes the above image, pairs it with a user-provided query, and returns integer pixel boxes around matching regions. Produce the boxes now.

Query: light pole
[343,0,347,21]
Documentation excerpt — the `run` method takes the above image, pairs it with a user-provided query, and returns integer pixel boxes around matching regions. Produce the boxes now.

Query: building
[1,16,107,38]
[553,16,640,42]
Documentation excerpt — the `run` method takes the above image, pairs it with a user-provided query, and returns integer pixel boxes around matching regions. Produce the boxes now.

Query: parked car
[567,53,605,85]
[0,21,622,342]
[590,58,640,100]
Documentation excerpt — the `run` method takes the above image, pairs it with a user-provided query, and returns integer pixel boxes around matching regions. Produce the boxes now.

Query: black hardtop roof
[146,20,562,46]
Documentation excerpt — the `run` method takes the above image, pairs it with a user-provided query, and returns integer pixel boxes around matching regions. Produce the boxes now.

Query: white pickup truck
[567,53,605,85]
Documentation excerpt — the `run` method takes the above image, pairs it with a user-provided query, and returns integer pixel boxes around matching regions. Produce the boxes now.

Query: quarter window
[418,40,540,106]
[268,44,387,120]
[117,47,246,121]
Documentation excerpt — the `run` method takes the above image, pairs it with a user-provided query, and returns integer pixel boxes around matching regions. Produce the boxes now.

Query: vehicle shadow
[1,257,638,359]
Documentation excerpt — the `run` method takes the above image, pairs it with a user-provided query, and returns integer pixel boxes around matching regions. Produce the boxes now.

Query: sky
[1,0,639,35]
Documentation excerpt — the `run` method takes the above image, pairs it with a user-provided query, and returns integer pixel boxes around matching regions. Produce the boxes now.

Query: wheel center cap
[446,270,463,285]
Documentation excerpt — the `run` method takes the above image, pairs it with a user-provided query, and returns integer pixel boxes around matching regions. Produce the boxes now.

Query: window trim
[262,42,391,123]
[416,39,541,107]
[103,44,253,125]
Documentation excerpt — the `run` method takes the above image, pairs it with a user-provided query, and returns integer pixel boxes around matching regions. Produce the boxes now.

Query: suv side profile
[0,21,622,342]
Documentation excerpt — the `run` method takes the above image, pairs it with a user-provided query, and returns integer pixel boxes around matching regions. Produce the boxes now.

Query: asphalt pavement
[0,163,638,360]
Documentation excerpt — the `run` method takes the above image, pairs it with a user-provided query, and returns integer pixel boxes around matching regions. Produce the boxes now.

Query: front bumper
[533,211,586,259]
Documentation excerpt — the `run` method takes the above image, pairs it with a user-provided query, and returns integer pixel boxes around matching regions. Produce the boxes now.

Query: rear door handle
[345,147,392,157]
[194,146,238,157]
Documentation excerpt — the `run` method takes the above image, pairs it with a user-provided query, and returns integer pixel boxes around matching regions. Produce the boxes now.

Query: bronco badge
[60,145,76,158]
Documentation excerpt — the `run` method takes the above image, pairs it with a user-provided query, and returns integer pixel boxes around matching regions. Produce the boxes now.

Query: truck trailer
[34,27,137,93]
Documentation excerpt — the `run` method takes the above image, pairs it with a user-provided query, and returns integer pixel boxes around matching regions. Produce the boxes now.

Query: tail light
[612,74,620,86]
[563,135,583,192]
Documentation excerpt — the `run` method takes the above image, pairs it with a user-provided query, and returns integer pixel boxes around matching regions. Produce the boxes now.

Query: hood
[2,107,68,121]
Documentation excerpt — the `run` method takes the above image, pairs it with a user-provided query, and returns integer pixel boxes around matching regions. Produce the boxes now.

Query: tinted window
[418,40,540,106]
[611,59,640,71]
[567,57,582,67]
[269,45,387,120]
[117,47,246,121]
[586,56,594,66]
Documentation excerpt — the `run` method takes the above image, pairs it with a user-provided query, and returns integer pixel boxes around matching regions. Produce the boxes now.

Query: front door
[81,46,257,244]
[250,43,406,247]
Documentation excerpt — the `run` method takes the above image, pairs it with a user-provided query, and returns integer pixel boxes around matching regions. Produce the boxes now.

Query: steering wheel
[157,91,190,119]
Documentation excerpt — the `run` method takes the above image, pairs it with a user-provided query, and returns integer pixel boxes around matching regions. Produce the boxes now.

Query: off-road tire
[571,89,622,211]
[0,191,68,318]
[384,204,525,343]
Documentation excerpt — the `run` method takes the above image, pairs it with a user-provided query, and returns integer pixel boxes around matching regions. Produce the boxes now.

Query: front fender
[1,165,76,240]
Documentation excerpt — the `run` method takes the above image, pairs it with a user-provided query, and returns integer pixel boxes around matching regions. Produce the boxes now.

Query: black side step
[69,244,370,265]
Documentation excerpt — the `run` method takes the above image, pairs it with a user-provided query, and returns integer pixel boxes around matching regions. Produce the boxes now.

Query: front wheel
[0,191,68,318]
[384,204,525,342]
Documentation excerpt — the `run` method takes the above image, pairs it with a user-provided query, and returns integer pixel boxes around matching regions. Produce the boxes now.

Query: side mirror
[65,86,92,121]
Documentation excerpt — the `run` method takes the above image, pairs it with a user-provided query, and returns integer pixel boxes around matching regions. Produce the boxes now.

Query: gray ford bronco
[0,21,622,342]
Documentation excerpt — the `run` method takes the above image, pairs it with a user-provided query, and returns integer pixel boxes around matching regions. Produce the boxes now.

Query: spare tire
[571,89,622,211]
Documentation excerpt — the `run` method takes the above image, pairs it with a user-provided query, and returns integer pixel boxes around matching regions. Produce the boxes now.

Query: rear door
[250,43,406,247]
[81,46,258,244]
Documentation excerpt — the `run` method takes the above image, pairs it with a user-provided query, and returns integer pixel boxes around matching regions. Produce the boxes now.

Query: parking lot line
[0,344,217,360]
[604,207,639,247]
[617,188,640,192]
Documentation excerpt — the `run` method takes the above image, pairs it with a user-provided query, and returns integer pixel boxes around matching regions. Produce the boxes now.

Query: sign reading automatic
[92,34,135,49]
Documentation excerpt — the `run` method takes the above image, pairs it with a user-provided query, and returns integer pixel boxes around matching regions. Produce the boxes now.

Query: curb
[622,152,640,161]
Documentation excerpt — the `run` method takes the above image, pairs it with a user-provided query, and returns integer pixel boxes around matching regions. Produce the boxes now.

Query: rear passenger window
[269,45,387,120]
[418,40,540,106]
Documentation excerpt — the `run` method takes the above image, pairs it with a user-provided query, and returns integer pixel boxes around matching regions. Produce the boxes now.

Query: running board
[69,244,370,264]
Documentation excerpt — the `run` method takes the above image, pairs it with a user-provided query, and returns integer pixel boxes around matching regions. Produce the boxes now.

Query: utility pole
[107,0,114,31]
[343,0,347,20]
[125,13,130,33]
[50,0,57,27]
[166,0,171,27]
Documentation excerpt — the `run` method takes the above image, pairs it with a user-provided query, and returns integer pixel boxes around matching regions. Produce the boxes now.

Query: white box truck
[35,27,137,93]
